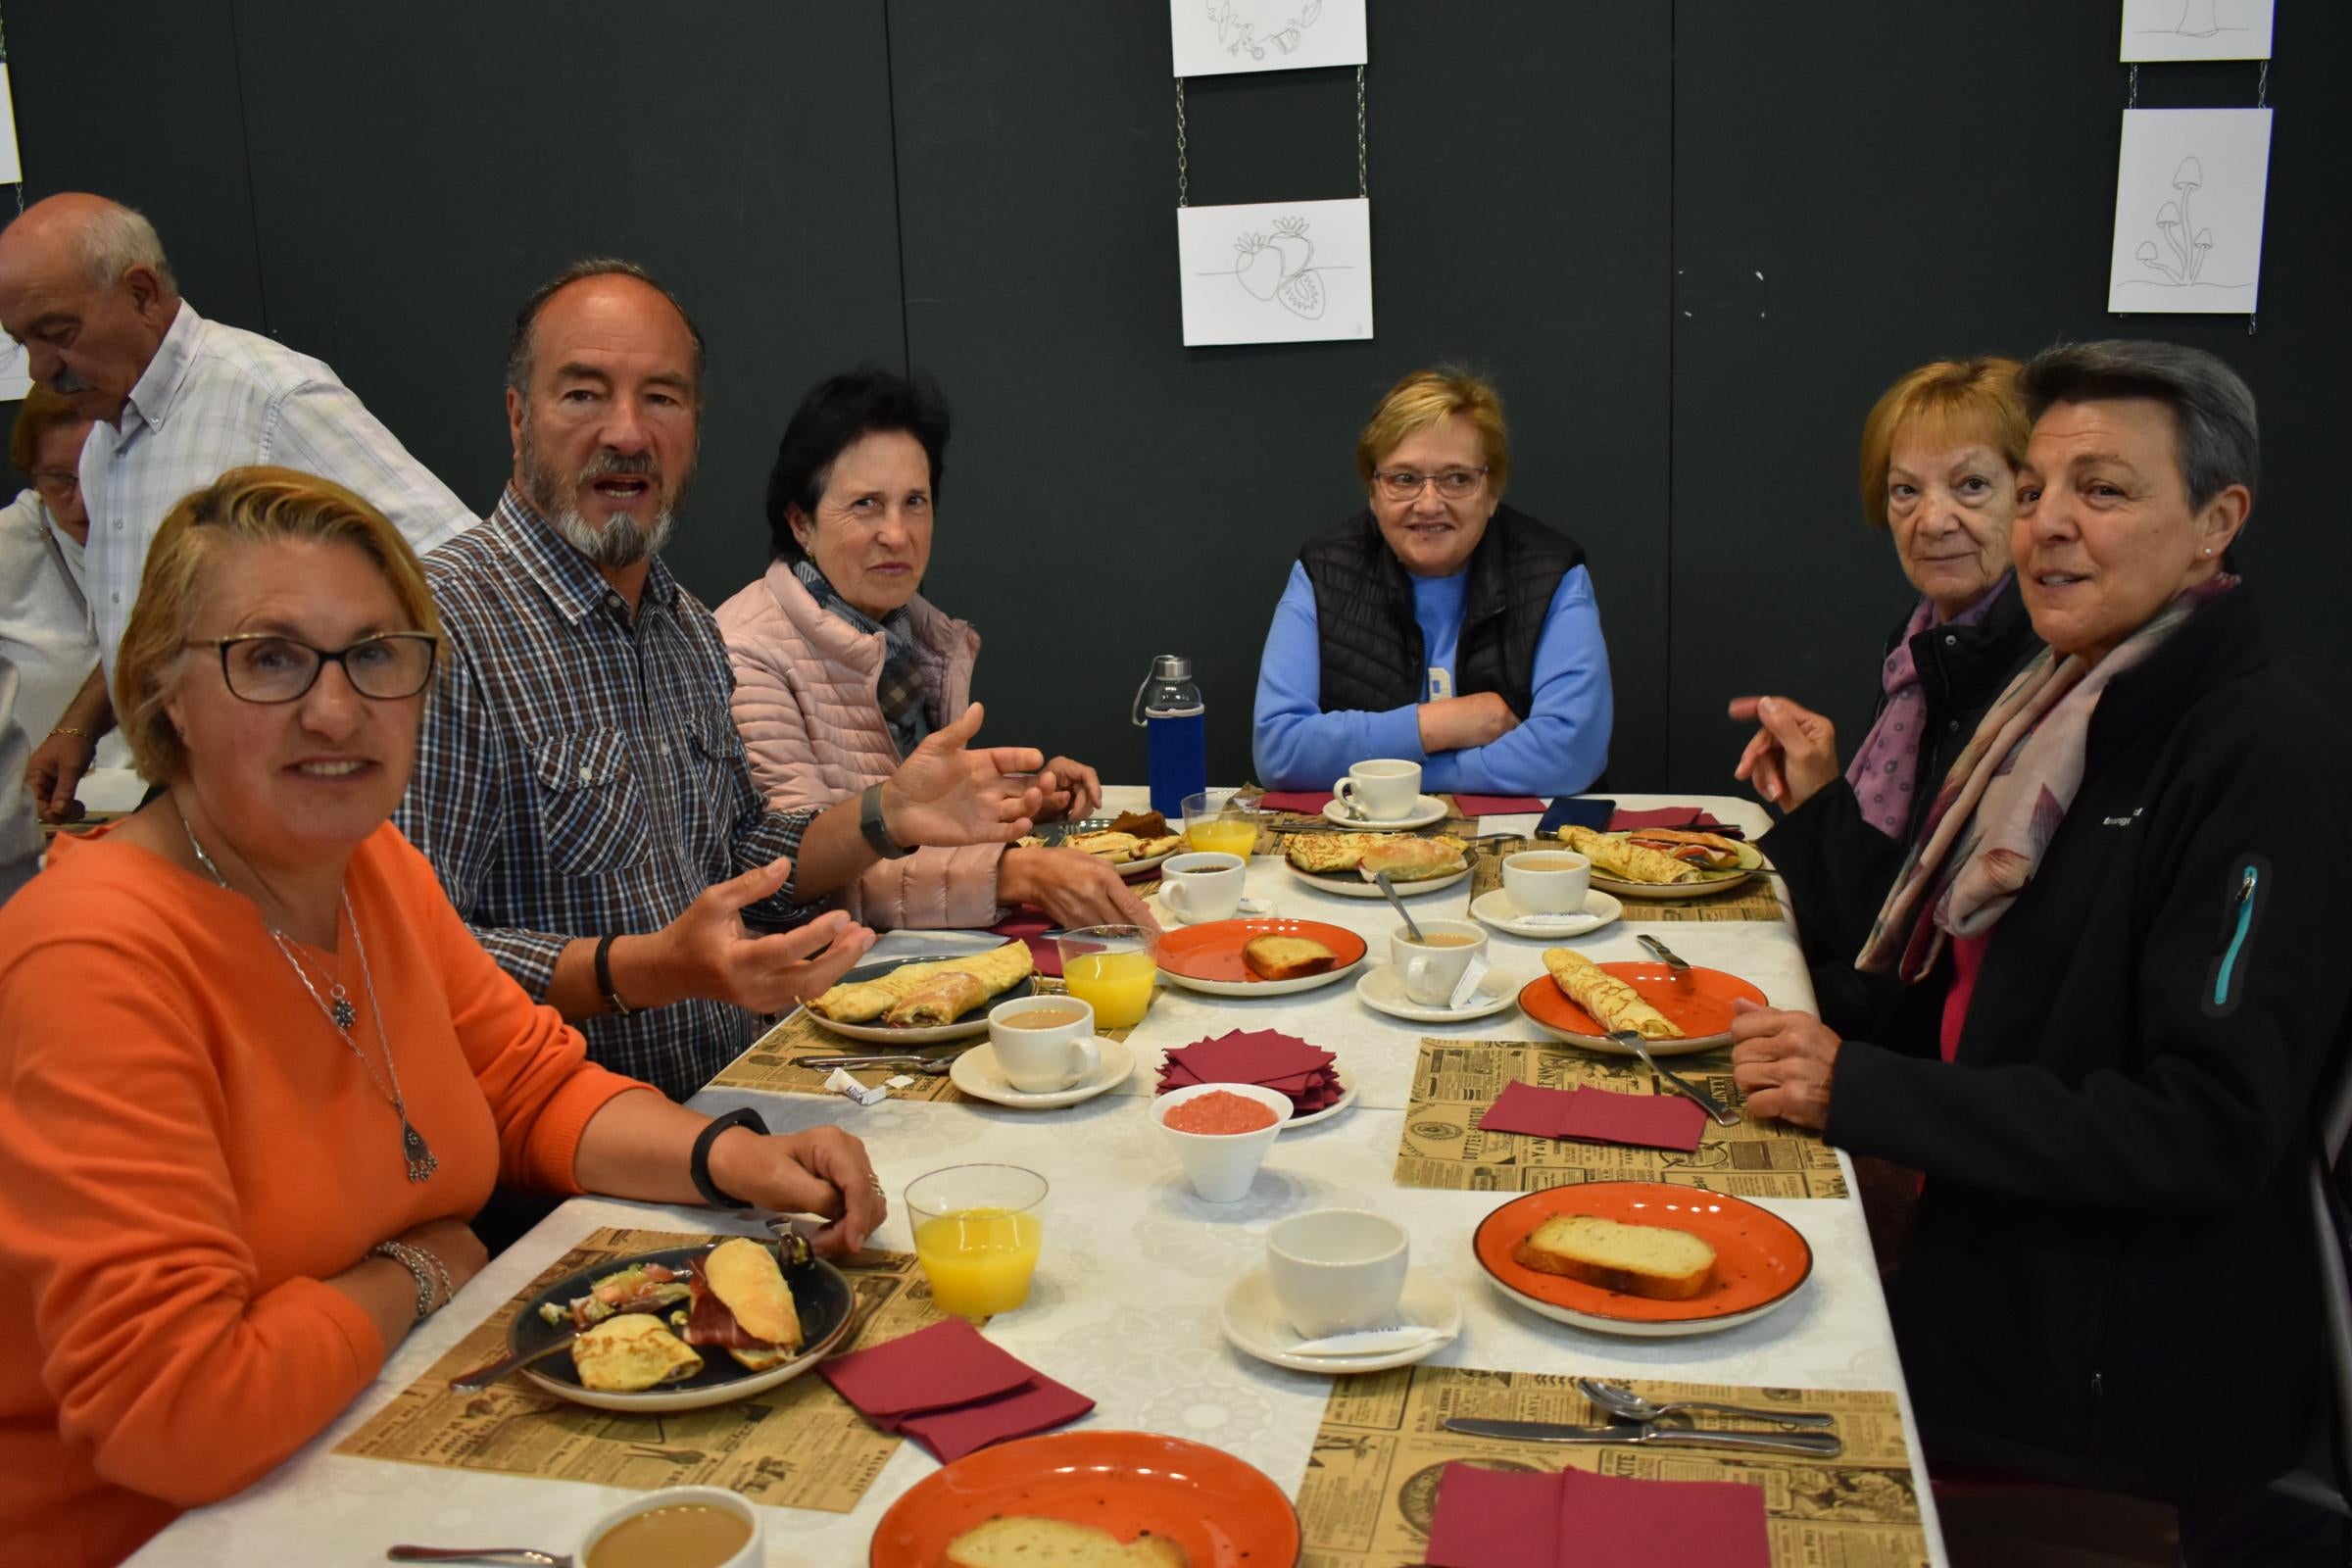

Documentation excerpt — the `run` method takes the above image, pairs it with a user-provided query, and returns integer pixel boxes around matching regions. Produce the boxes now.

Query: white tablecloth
[129,793,1948,1566]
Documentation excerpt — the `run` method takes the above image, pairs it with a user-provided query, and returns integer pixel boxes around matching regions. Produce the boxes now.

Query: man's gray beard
[518,431,689,569]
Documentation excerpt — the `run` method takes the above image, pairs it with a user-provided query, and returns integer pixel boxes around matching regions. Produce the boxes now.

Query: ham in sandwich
[683,1236,806,1371]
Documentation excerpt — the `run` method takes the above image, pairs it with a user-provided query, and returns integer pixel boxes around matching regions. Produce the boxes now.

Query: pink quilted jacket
[714,561,999,929]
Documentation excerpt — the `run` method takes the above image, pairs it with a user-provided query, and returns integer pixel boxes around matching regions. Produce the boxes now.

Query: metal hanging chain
[2256,59,2269,108]
[1175,77,1189,208]
[2128,62,2140,110]
[1355,65,1368,198]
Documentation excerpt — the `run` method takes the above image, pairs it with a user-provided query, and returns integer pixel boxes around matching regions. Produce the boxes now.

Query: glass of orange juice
[1183,789,1260,859]
[906,1164,1048,1318]
[1056,924,1158,1029]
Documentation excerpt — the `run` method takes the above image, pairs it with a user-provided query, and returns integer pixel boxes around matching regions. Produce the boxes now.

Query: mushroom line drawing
[2134,157,2217,286]
[1205,0,1327,63]
[1196,216,1354,319]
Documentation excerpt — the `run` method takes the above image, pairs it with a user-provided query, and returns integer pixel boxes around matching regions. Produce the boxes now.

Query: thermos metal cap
[1151,654,1193,682]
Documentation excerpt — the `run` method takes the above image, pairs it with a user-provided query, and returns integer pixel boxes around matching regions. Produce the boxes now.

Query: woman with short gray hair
[1729,341,2350,1561]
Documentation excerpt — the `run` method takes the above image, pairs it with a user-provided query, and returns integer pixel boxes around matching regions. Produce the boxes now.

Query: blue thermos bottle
[1134,654,1206,818]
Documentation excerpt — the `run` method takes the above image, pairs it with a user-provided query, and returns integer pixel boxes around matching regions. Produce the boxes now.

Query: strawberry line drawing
[1206,0,1326,62]
[1199,217,1351,320]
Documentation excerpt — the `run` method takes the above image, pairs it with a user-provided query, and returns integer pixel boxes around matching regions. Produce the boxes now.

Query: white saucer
[1354,965,1520,1023]
[1220,1266,1463,1373]
[1324,794,1448,831]
[1470,887,1624,940]
[1283,1068,1357,1129]
[950,1037,1134,1108]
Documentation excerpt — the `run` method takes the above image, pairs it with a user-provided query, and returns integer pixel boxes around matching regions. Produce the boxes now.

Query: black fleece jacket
[1827,586,2352,1499]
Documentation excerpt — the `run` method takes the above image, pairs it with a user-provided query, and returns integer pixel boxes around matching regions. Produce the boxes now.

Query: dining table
[125,791,1949,1567]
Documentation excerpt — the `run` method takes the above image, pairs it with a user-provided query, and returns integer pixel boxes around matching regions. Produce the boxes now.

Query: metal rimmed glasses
[1371,466,1489,501]
[187,632,439,704]
[29,469,79,502]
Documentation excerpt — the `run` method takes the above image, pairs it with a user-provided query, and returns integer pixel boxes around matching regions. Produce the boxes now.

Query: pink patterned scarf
[1843,576,2013,839]
[1857,574,2237,982]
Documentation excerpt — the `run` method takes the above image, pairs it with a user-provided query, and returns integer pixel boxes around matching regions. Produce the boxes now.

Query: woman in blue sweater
[1250,368,1612,797]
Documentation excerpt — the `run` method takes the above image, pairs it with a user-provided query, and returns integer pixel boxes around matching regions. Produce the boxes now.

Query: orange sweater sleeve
[389,827,646,1188]
[0,939,385,1507]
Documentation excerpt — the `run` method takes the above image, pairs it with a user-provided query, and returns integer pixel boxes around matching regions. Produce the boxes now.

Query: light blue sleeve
[1420,565,1613,796]
[1250,563,1426,789]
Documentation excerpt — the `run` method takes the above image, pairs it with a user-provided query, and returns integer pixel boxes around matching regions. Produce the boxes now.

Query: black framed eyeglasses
[29,468,79,501]
[1372,466,1489,501]
[187,632,439,704]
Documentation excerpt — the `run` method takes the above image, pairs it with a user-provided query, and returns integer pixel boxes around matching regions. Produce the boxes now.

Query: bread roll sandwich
[1513,1213,1716,1300]
[806,940,1033,1024]
[1555,825,1703,886]
[571,1312,705,1392]
[682,1236,804,1371]
[1243,935,1338,981]
[1543,948,1681,1039]
[945,1516,1191,1567]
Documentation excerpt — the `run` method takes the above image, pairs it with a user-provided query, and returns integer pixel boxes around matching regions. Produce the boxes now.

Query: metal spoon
[1577,1376,1836,1429]
[387,1546,569,1565]
[1608,1030,1740,1127]
[1366,868,1426,942]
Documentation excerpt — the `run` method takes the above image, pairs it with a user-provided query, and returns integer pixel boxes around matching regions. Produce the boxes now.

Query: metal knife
[1637,933,1693,980]
[1442,1416,1841,1456]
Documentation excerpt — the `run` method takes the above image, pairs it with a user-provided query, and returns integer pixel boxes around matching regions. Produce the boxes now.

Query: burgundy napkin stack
[1607,806,1725,831]
[1450,792,1546,816]
[1425,1461,1769,1568]
[986,909,1063,977]
[1255,789,1336,813]
[1479,1080,1707,1152]
[818,1318,1094,1463]
[1157,1028,1344,1116]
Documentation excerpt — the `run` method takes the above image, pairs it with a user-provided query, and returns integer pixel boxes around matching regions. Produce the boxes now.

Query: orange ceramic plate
[1474,1182,1813,1336]
[1519,962,1766,1054]
[1154,917,1369,994]
[868,1429,1302,1566]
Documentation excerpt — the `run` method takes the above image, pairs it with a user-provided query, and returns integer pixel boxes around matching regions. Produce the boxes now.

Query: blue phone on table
[1539,797,1616,833]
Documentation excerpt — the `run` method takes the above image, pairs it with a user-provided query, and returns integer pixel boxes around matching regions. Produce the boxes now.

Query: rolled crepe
[1556,825,1699,886]
[885,971,990,1028]
[806,940,1034,1022]
[1544,948,1682,1039]
[1357,836,1466,881]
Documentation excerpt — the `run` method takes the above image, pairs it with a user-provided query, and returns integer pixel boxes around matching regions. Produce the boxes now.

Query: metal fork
[1609,1030,1740,1126]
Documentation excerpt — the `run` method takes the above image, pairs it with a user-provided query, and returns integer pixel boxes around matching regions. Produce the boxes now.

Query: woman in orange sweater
[0,469,894,1567]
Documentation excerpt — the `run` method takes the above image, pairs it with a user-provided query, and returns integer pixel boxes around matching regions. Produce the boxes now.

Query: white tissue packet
[824,1067,889,1106]
[1448,954,1491,1010]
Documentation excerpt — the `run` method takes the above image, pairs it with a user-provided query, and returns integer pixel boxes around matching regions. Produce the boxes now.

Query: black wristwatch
[593,932,633,1015]
[859,783,911,859]
[691,1107,767,1209]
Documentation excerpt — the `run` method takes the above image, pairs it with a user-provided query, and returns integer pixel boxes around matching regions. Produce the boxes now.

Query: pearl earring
[2202,547,2212,557]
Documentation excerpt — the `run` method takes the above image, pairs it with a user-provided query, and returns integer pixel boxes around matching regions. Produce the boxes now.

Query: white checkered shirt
[397,487,820,1100]
[78,301,475,679]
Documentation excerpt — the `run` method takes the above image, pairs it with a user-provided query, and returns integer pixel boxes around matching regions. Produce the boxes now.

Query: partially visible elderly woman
[716,369,1152,933]
[0,386,129,771]
[1728,358,2042,1032]
[1252,367,1612,796]
[1731,345,2352,1561]
[0,469,889,1567]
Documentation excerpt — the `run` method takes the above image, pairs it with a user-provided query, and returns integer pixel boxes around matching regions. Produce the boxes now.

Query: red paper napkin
[1426,1462,1770,1568]
[1255,790,1335,813]
[1475,1082,1707,1152]
[1608,807,1724,831]
[1451,793,1546,816]
[818,1318,1094,1463]
[1157,1029,1344,1113]
[987,909,1063,977]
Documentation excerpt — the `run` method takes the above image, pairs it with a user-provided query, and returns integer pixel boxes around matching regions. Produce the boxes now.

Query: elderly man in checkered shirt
[396,261,1059,1099]
[0,193,479,823]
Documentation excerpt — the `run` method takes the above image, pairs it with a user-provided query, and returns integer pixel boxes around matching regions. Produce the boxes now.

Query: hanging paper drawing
[2106,109,2271,314]
[1177,197,1372,346]
[1171,0,1367,77]
[2119,0,2275,63]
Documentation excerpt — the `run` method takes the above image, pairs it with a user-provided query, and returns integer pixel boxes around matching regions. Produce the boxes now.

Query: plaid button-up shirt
[80,301,475,678]
[398,488,816,1099]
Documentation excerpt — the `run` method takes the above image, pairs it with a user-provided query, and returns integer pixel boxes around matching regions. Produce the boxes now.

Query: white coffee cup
[988,995,1101,1093]
[1388,918,1488,1006]
[578,1484,762,1568]
[1502,849,1592,915]
[1159,851,1246,923]
[1266,1209,1410,1339]
[1333,759,1422,821]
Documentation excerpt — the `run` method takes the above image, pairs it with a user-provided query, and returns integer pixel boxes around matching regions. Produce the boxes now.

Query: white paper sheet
[2107,109,2271,315]
[1171,0,1367,77]
[1176,197,1372,346]
[2120,0,2274,62]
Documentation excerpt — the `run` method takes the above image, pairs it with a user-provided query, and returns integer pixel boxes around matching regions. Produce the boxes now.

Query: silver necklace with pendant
[179,808,437,1182]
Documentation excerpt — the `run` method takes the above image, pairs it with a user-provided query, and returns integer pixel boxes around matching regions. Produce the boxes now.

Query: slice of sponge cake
[1511,1213,1715,1300]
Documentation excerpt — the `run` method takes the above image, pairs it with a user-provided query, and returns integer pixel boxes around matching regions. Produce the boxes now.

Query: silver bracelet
[371,1241,452,1323]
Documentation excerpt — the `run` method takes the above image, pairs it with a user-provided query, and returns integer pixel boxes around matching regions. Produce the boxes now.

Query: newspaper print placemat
[707,977,1131,1101]
[1468,836,1785,922]
[1394,1039,1847,1200]
[1298,1365,1929,1568]
[338,1227,956,1510]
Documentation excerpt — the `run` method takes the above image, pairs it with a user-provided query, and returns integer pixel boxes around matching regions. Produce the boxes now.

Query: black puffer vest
[1298,504,1584,716]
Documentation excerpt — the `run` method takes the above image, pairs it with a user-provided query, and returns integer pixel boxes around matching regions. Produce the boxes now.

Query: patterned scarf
[1843,575,2014,839]
[795,560,931,759]
[1857,573,2238,982]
